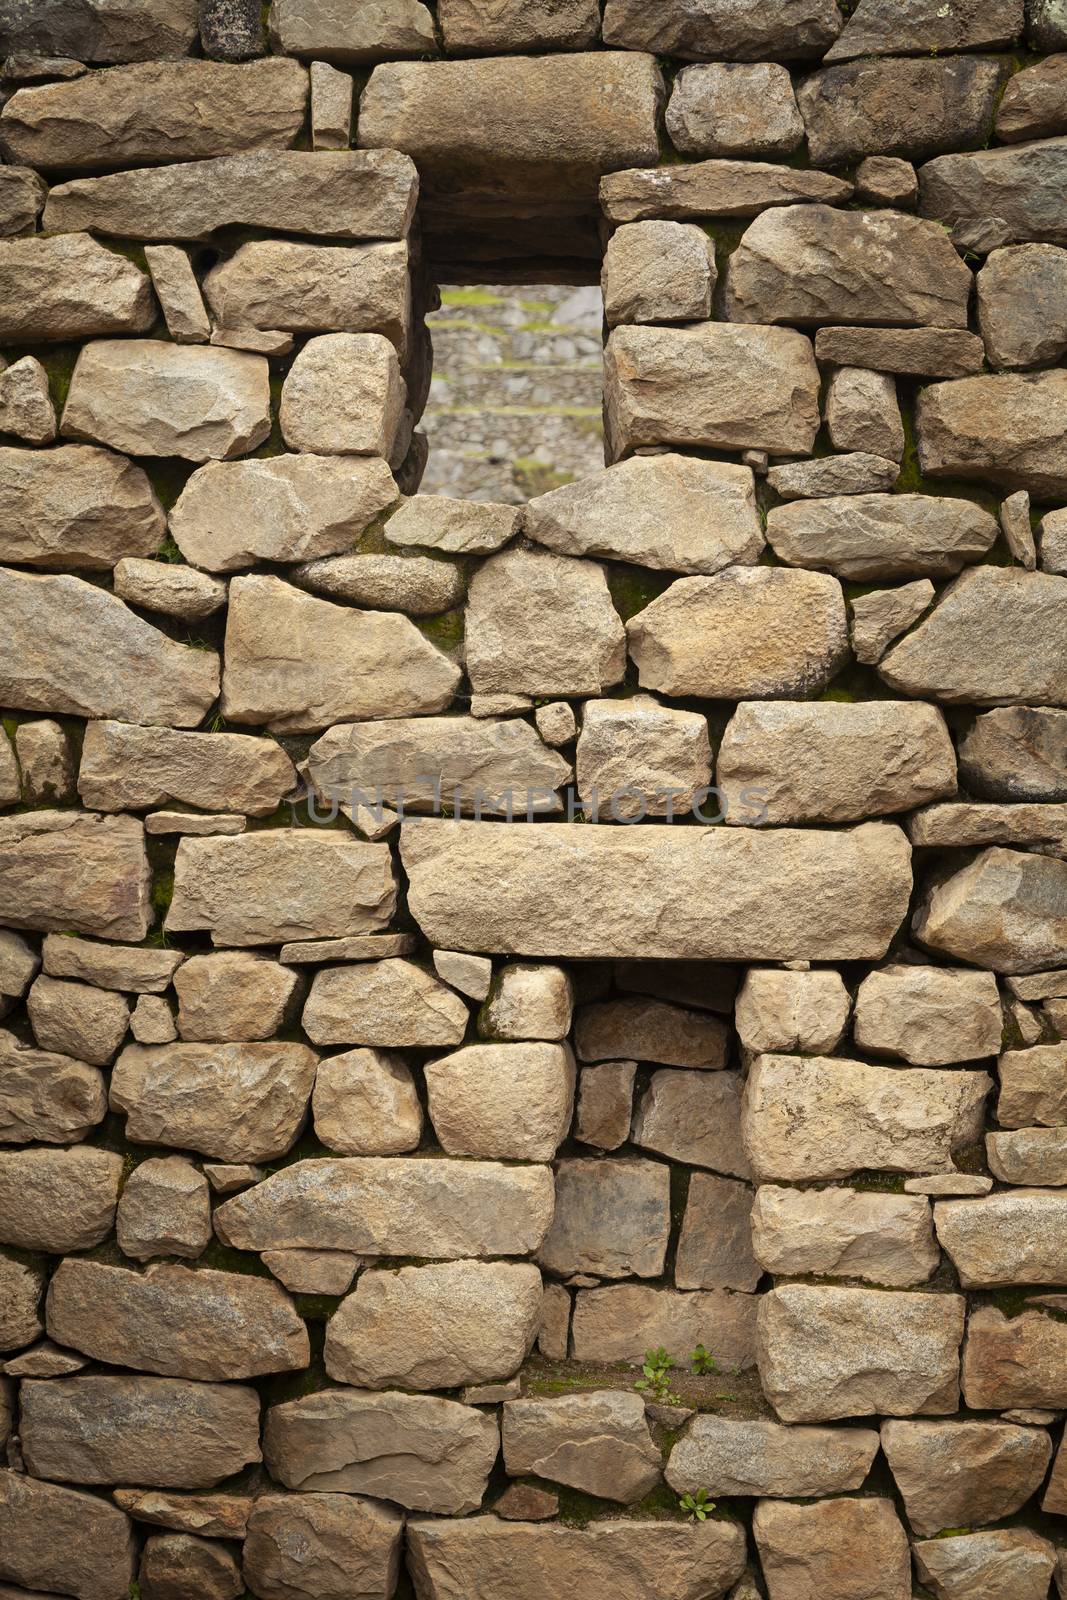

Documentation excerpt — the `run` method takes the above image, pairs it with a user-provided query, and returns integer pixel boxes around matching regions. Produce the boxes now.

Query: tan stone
[916,369,1067,498]
[0,356,55,444]
[0,233,153,342]
[767,493,997,582]
[575,1061,636,1151]
[998,1041,1067,1125]
[27,974,128,1066]
[538,1157,670,1280]
[628,567,848,700]
[303,959,467,1048]
[312,1047,422,1155]
[20,1375,261,1488]
[279,331,405,459]
[0,163,45,234]
[204,240,409,348]
[0,930,37,1012]
[538,1281,571,1360]
[996,53,1067,142]
[325,1260,542,1390]
[0,569,218,726]
[296,551,464,615]
[826,366,904,460]
[0,735,17,812]
[0,1251,44,1353]
[138,1532,242,1600]
[425,1042,574,1161]
[116,1155,210,1261]
[174,952,300,1043]
[913,1529,1057,1600]
[987,1126,1067,1184]
[243,1493,403,1600]
[576,696,711,821]
[0,1145,123,1253]
[438,0,598,49]
[667,61,801,158]
[602,221,716,326]
[667,1416,878,1499]
[963,1305,1067,1408]
[752,1498,910,1600]
[0,58,306,168]
[310,59,353,150]
[850,580,935,664]
[479,963,573,1040]
[914,846,1067,972]
[826,0,1020,60]
[577,997,727,1068]
[113,558,226,622]
[270,0,434,61]
[42,933,182,993]
[766,453,900,500]
[0,1470,136,1600]
[961,706,1067,802]
[602,0,842,56]
[934,1189,1067,1287]
[601,159,852,224]
[0,1028,106,1143]
[978,244,1067,369]
[216,1156,554,1257]
[46,1259,309,1380]
[881,1419,1052,1537]
[758,1285,965,1422]
[571,1284,758,1370]
[13,719,74,807]
[144,244,209,343]
[605,322,820,459]
[385,495,520,554]
[503,1392,660,1503]
[166,830,398,946]
[751,1185,939,1287]
[854,965,1002,1065]
[110,1040,318,1163]
[919,136,1067,250]
[79,722,296,815]
[0,815,147,948]
[262,1250,361,1296]
[798,56,1001,167]
[633,1069,750,1178]
[675,1174,759,1293]
[734,969,850,1056]
[264,1390,497,1514]
[815,323,985,378]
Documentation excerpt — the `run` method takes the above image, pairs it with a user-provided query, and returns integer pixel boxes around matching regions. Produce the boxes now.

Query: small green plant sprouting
[690,1344,719,1377]
[633,1347,677,1404]
[679,1488,715,1522]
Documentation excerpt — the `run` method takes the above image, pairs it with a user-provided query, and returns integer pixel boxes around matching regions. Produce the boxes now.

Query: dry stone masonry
[1,3,1067,1599]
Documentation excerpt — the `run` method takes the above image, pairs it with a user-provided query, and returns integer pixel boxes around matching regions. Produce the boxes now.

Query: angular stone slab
[215,1156,555,1258]
[46,1259,309,1380]
[0,811,151,941]
[913,1528,1057,1600]
[750,1185,939,1288]
[0,1028,106,1144]
[20,1375,262,1488]
[41,933,182,993]
[633,1069,750,1178]
[0,1470,136,1600]
[269,0,435,61]
[752,1498,911,1600]
[961,706,1067,802]
[264,1390,498,1514]
[502,1392,661,1504]
[601,159,852,225]
[78,721,297,815]
[913,846,1067,973]
[934,1190,1067,1287]
[920,136,1067,248]
[766,493,998,581]
[203,239,409,347]
[0,568,219,726]
[44,149,418,241]
[243,1493,403,1600]
[826,0,1021,61]
[998,1041,1067,1126]
[798,56,1002,167]
[0,233,154,341]
[424,1042,575,1162]
[666,1415,879,1499]
[570,1285,758,1370]
[402,820,911,960]
[881,1419,1053,1537]
[0,445,163,570]
[0,1146,123,1254]
[814,324,985,378]
[166,831,397,946]
[963,1306,1067,1409]
[538,1157,670,1280]
[917,368,1067,499]
[303,958,468,1048]
[601,0,842,58]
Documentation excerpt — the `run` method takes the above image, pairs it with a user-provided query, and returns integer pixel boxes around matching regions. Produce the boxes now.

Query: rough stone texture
[751,1185,939,1287]
[303,958,468,1047]
[826,367,905,461]
[575,1061,636,1151]
[605,323,821,459]
[924,369,1067,500]
[138,1532,242,1600]
[742,1054,990,1182]
[853,966,1002,1065]
[295,551,465,615]
[325,1260,542,1391]
[851,580,935,664]
[717,700,956,826]
[667,62,802,159]
[14,720,75,807]
[0,1027,106,1144]
[675,1173,760,1292]
[0,162,46,234]
[855,155,919,208]
[0,813,152,947]
[601,160,853,224]
[113,557,227,621]
[997,53,1067,141]
[575,696,710,821]
[242,1493,403,1600]
[815,324,985,378]
[264,1390,498,1514]
[913,1529,1058,1600]
[601,0,842,58]
[0,354,56,444]
[46,1259,309,1379]
[914,847,1067,972]
[576,996,726,1068]
[826,0,1022,60]
[281,331,405,459]
[79,722,295,815]
[538,1157,670,1279]
[109,1040,318,1162]
[215,1156,554,1258]
[757,1284,965,1422]
[503,1392,661,1503]
[437,0,599,51]
[270,0,435,61]
[204,240,409,349]
[0,1470,137,1600]
[667,1416,878,1500]
[571,1284,758,1370]
[479,962,573,1040]
[752,1498,911,1600]
[174,951,300,1042]
[963,1305,1067,1408]
[798,57,1001,167]
[0,233,153,343]
[961,708,1067,800]
[116,1155,210,1261]
[312,1047,422,1155]
[987,1126,1067,1184]
[26,973,128,1066]
[978,245,1067,369]
[310,59,353,150]
[881,1419,1053,1536]
[633,1069,750,1178]
[602,221,716,326]
[920,136,1067,249]
[767,494,997,582]
[934,1189,1067,1286]
[385,495,520,554]
[424,1042,574,1160]
[999,1041,1067,1126]
[735,969,850,1056]
[0,58,305,168]
[20,1375,262,1488]
[0,444,163,570]
[0,1250,44,1352]
[765,453,900,500]
[0,1145,123,1253]
[144,244,209,343]
[42,935,182,994]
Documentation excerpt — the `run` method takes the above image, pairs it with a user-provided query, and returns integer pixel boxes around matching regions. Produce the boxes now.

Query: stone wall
[0,3,1067,1598]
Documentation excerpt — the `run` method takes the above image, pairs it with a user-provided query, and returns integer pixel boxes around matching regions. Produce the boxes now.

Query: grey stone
[570,1283,758,1370]
[0,232,154,341]
[666,62,802,159]
[0,1145,123,1252]
[27,973,128,1065]
[675,1173,760,1292]
[601,0,842,58]
[438,0,599,51]
[882,1419,1054,1537]
[539,1157,670,1280]
[0,444,163,571]
[920,136,1067,249]
[814,324,986,378]
[425,1042,574,1161]
[0,1469,136,1600]
[750,1184,939,1287]
[667,1415,878,1499]
[0,0,198,62]
[116,1155,210,1261]
[826,0,1022,59]
[798,57,1001,167]
[960,706,1067,801]
[0,811,151,942]
[978,244,1067,368]
[279,332,405,460]
[634,1069,750,1179]
[270,0,434,61]
[575,1061,636,1151]
[303,958,468,1048]
[503,1391,661,1503]
[600,159,853,224]
[765,454,900,499]
[915,846,1067,972]
[242,1494,402,1600]
[987,1127,1067,1185]
[199,0,265,58]
[602,220,716,326]
[853,965,1003,1065]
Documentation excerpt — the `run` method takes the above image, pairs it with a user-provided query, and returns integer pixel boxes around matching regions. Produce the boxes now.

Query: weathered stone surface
[576,997,726,1068]
[170,455,396,574]
[935,1189,1067,1286]
[854,966,1002,1065]
[920,136,1067,248]
[166,831,398,946]
[312,1047,421,1156]
[634,1069,749,1178]
[435,950,492,1002]
[144,243,209,343]
[526,454,762,578]
[602,221,716,326]
[326,1260,542,1390]
[110,1040,317,1163]
[987,1127,1067,1184]
[503,1392,660,1503]
[999,1040,1067,1125]
[63,339,271,462]
[923,372,1067,502]
[752,1498,910,1600]
[997,53,1067,142]
[26,973,128,1067]
[605,323,820,459]
[631,568,848,701]
[959,707,1067,803]
[850,580,935,664]
[768,494,996,584]
[0,444,163,571]
[0,1250,44,1352]
[174,952,299,1043]
[216,1156,553,1257]
[798,57,1000,168]
[0,162,46,234]
[675,1173,759,1292]
[815,324,985,378]
[116,1155,210,1261]
[0,57,306,168]
[0,1470,136,1600]
[0,812,151,946]
[265,1390,497,1513]
[601,0,841,57]
[726,205,971,329]
[742,1054,990,1182]
[0,233,153,344]
[718,700,955,826]
[359,51,661,204]
[0,0,197,62]
[296,551,464,615]
[270,0,433,60]
[437,0,598,50]
[310,59,353,150]
[261,1250,359,1297]
[465,546,625,698]
[735,969,850,1057]
[112,558,226,622]
[479,963,573,1041]
[14,720,75,807]
[0,1145,122,1252]
[766,453,900,500]
[881,1419,1052,1536]
[575,1061,636,1151]
[751,1184,938,1287]
[826,367,905,462]
[139,1531,242,1600]
[538,1156,668,1280]
[20,1375,261,1487]
[574,696,711,821]
[570,1284,758,1370]
[425,1042,574,1161]
[668,1416,878,1500]
[204,240,409,349]
[79,722,295,815]
[1047,1435,1067,1513]
[914,847,1067,972]
[1043,505,1067,573]
[667,62,802,159]
[826,0,1022,60]
[0,355,55,444]
[0,735,17,811]
[42,933,182,993]
[112,1487,250,1541]
[44,148,418,241]
[601,159,852,224]
[243,1493,403,1600]
[303,959,468,1048]
[855,155,919,208]
[402,820,913,961]
[906,1173,994,1197]
[758,1285,965,1422]
[385,495,519,555]
[46,1259,309,1379]
[978,245,1067,369]
[0,929,37,1012]
[914,1529,1057,1600]
[963,1305,1067,1408]
[0,1028,106,1144]
[0,569,218,727]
